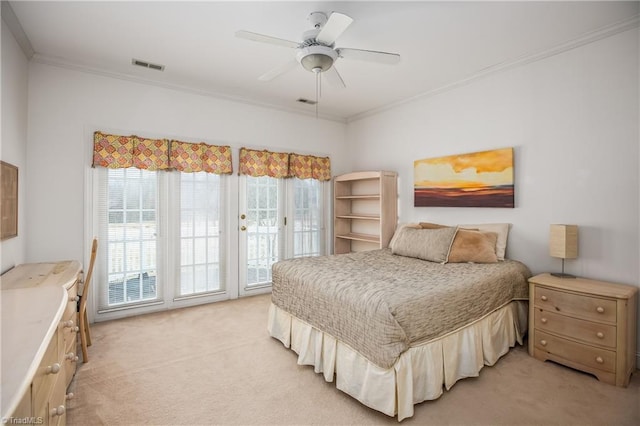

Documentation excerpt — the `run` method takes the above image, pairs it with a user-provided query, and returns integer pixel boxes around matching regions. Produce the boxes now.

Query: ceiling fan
[236,11,401,89]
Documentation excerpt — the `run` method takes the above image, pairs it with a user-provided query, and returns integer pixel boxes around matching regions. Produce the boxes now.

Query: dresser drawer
[534,331,616,373]
[62,281,79,356]
[63,289,77,323]
[534,309,616,349]
[534,286,616,323]
[32,330,61,416]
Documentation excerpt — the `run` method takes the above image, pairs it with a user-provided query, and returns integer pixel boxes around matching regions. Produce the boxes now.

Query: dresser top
[1,286,67,418]
[0,261,82,418]
[0,260,82,291]
[529,273,638,300]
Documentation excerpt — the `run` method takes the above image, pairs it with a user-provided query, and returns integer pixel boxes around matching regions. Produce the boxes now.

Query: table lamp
[549,224,578,278]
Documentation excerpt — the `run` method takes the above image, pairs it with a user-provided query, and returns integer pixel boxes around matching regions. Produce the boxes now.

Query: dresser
[1,261,82,425]
[528,273,637,387]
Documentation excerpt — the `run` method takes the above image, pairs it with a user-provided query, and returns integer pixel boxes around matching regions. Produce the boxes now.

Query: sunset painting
[414,148,514,207]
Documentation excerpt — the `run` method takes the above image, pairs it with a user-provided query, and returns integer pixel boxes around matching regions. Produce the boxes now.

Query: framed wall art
[414,147,514,208]
[1,161,18,240]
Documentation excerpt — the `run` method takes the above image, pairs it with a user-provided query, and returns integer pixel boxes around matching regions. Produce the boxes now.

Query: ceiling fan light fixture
[297,45,337,73]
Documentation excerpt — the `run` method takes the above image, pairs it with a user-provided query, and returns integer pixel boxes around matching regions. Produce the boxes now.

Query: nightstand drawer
[534,309,616,348]
[534,286,616,323]
[534,331,616,373]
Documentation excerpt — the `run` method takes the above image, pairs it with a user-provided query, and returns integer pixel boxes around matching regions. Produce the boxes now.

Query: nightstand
[528,273,638,387]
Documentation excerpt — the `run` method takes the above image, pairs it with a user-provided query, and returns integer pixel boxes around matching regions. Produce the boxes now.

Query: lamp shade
[549,224,578,259]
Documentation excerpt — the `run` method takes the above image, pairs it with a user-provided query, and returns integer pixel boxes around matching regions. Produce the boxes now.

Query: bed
[268,225,531,421]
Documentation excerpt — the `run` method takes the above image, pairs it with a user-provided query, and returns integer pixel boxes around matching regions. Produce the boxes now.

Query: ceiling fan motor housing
[308,11,328,28]
[297,45,337,73]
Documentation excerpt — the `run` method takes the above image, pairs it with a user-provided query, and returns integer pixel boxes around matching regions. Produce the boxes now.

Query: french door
[94,169,325,319]
[238,176,284,294]
[95,168,228,320]
[238,175,326,295]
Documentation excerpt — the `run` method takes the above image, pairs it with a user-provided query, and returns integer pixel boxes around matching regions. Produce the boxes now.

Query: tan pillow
[448,230,498,263]
[459,223,510,260]
[391,226,458,263]
[388,223,421,250]
[418,222,450,229]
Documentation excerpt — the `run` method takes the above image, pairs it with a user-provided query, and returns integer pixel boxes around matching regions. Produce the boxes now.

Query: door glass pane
[245,176,280,287]
[292,178,323,257]
[106,168,158,307]
[179,172,223,296]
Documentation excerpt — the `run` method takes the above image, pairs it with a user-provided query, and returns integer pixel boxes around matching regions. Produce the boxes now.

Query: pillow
[448,229,498,263]
[388,223,421,251]
[458,223,510,260]
[418,222,450,229]
[391,226,458,263]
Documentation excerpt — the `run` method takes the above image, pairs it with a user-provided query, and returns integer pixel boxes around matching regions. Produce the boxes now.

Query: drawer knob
[50,405,66,417]
[72,326,80,333]
[66,392,74,400]
[596,332,605,339]
[69,295,80,302]
[540,340,547,346]
[46,363,61,374]
[541,318,548,324]
[541,295,548,301]
[596,306,605,313]
[62,320,75,328]
[66,352,79,362]
[595,356,604,364]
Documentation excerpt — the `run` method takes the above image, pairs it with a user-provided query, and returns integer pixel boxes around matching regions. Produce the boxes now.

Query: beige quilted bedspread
[271,249,531,369]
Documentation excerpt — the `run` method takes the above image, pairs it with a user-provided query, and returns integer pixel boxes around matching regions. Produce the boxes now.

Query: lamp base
[550,272,576,279]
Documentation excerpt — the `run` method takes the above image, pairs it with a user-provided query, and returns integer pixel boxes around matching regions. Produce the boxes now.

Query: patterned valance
[170,141,233,174]
[239,148,331,181]
[93,131,232,174]
[289,153,331,181]
[133,136,170,171]
[238,148,289,178]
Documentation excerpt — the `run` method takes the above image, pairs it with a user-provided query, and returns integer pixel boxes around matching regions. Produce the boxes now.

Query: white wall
[348,28,638,283]
[26,62,348,265]
[1,19,29,272]
[347,28,639,361]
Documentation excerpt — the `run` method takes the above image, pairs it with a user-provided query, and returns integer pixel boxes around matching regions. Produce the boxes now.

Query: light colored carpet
[67,294,640,425]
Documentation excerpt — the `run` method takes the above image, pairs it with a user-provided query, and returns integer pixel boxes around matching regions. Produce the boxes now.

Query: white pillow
[458,223,510,260]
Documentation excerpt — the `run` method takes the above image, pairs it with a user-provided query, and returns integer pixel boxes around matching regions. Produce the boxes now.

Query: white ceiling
[8,1,639,122]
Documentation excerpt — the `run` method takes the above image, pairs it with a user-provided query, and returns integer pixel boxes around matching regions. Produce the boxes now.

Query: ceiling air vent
[132,58,165,71]
[296,98,317,105]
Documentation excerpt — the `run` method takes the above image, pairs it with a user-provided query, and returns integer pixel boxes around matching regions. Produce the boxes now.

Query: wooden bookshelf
[333,171,397,254]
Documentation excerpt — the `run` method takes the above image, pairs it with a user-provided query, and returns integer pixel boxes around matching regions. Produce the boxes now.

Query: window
[179,172,224,296]
[291,178,323,258]
[105,168,158,306]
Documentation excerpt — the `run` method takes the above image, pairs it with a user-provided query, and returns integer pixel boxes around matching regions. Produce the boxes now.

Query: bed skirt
[267,300,528,421]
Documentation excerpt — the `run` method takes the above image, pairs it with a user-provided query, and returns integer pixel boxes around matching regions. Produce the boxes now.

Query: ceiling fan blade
[324,66,346,89]
[316,12,353,45]
[337,48,400,65]
[258,58,299,81]
[235,30,299,49]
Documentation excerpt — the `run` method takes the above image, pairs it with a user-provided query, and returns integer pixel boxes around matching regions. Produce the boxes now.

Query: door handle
[240,214,246,219]
[240,226,247,231]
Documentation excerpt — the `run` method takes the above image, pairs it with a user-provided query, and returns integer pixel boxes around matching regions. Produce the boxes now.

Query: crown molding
[21,11,640,126]
[30,54,347,124]
[347,13,640,123]
[1,0,35,59]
